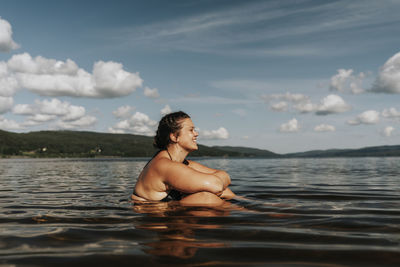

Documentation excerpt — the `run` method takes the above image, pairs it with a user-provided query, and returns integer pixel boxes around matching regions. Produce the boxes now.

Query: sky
[1,0,400,154]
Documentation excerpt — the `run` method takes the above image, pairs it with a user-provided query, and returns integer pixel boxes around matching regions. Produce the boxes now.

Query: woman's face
[176,118,199,152]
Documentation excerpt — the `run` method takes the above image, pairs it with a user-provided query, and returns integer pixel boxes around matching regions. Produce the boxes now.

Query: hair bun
[153,111,190,150]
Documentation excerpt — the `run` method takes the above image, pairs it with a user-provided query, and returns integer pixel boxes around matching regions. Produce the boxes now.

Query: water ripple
[0,157,399,266]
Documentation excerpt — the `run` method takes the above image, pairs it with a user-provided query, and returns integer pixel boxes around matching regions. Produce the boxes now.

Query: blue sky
[1,0,400,153]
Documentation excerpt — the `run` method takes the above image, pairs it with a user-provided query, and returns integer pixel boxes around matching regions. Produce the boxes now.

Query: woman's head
[154,111,191,150]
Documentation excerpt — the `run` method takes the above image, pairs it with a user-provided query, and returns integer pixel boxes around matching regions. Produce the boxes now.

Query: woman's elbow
[224,171,231,185]
[217,170,231,186]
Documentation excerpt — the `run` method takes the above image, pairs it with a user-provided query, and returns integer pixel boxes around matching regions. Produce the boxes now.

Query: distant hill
[211,146,279,158]
[285,145,400,158]
[1,130,400,158]
[0,130,156,157]
[0,130,276,158]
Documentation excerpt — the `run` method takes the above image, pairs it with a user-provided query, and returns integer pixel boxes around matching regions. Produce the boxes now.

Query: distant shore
[1,130,400,158]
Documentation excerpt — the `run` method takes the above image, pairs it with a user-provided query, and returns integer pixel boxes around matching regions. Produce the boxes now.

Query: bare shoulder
[151,156,175,172]
[146,152,171,171]
[156,157,188,175]
[149,156,188,182]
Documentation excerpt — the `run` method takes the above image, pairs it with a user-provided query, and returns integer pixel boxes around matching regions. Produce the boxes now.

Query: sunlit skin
[131,118,236,206]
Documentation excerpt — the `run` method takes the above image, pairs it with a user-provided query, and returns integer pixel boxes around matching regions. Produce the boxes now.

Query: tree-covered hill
[0,130,277,158]
[285,145,400,158]
[1,130,400,158]
[0,130,157,157]
[211,146,279,158]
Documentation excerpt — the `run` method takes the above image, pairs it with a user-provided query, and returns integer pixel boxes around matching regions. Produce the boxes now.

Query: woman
[131,111,235,206]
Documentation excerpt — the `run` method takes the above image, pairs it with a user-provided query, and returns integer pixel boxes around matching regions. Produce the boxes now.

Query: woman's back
[133,152,170,201]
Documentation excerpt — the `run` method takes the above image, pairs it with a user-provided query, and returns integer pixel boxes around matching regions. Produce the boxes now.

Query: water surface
[0,157,399,266]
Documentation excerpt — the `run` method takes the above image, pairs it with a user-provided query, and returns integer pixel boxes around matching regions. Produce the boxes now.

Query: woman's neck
[166,144,188,163]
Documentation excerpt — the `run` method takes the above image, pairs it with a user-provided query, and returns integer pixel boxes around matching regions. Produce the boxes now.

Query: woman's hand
[219,188,236,199]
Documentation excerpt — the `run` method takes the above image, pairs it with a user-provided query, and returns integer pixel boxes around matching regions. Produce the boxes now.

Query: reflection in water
[0,158,399,266]
[132,202,230,259]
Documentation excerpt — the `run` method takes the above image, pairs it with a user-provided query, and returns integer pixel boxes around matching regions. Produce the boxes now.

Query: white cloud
[92,61,143,98]
[262,92,315,113]
[199,127,229,140]
[144,86,160,98]
[12,98,97,129]
[0,96,13,114]
[349,74,366,94]
[0,62,19,97]
[294,101,317,113]
[4,53,143,98]
[263,92,348,115]
[263,93,351,116]
[382,126,395,137]
[330,69,353,92]
[8,53,79,75]
[348,110,380,125]
[160,104,172,116]
[112,105,134,119]
[371,52,400,93]
[12,103,35,115]
[381,107,400,120]
[0,116,22,130]
[37,98,74,116]
[279,118,300,133]
[262,92,309,103]
[0,17,20,52]
[314,124,335,132]
[270,101,288,112]
[64,106,87,122]
[108,111,157,136]
[316,94,351,115]
[26,114,57,123]
[56,115,97,129]
[329,69,365,94]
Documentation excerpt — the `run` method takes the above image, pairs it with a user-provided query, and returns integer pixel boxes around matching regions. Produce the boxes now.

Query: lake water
[0,157,399,266]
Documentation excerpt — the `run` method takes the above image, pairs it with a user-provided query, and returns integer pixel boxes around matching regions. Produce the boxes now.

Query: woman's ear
[169,132,178,143]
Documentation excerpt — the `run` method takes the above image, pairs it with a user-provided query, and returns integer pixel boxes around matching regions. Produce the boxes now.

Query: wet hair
[153,111,191,150]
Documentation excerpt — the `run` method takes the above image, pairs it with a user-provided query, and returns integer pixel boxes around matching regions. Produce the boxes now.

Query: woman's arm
[187,160,231,189]
[158,159,224,195]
